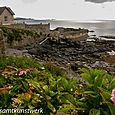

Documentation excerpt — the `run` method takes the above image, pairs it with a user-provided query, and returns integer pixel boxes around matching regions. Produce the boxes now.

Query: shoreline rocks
[27,37,115,76]
[1,26,115,77]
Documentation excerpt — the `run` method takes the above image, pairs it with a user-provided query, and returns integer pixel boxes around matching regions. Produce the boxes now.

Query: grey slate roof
[0,6,15,15]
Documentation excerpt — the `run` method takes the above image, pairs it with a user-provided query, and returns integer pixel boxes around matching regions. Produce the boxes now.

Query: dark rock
[26,36,115,76]
[28,48,38,55]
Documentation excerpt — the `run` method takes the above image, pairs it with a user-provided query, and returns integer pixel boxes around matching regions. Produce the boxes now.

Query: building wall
[0,9,14,25]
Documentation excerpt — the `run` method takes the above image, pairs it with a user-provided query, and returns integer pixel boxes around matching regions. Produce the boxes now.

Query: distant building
[0,6,15,25]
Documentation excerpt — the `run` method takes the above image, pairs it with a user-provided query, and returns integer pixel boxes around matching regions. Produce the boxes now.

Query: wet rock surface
[26,37,115,76]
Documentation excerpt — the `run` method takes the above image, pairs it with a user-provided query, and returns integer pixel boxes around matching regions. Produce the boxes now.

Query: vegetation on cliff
[0,56,115,114]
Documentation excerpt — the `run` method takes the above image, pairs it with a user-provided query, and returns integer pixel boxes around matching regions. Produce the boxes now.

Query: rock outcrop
[27,37,115,76]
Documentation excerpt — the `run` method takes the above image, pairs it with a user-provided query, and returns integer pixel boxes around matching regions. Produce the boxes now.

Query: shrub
[0,58,78,114]
[0,57,115,114]
[79,68,115,115]
[0,56,41,70]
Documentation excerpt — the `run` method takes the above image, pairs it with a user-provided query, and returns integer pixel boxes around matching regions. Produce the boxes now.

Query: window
[4,16,8,21]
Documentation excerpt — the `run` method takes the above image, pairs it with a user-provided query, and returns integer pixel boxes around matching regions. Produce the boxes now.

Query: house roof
[0,6,15,15]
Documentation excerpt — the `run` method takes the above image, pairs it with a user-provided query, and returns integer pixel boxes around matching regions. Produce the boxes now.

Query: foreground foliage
[0,57,115,114]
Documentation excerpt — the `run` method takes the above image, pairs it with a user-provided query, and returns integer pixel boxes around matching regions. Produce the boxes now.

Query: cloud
[85,0,115,3]
[22,0,38,3]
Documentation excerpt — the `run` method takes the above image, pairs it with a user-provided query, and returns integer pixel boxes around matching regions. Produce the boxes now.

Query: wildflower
[19,68,33,72]
[28,68,33,71]
[41,67,45,70]
[111,89,115,105]
[19,71,27,76]
[24,93,31,99]
[0,70,3,73]
[2,71,9,75]
[2,71,12,76]
[11,71,17,75]
[112,89,115,96]
[8,86,13,89]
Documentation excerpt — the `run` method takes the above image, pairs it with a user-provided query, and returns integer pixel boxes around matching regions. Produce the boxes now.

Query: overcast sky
[0,0,115,20]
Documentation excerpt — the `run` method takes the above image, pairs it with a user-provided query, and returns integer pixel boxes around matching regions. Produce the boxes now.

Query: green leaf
[27,79,40,91]
[61,78,68,89]
[10,91,17,96]
[106,102,115,115]
[43,85,49,93]
[81,68,90,74]
[104,74,112,83]
[98,87,111,100]
[58,95,70,104]
[99,87,115,115]
[22,81,29,90]
[89,109,100,115]
[108,78,115,90]
[83,91,96,94]
[47,102,56,113]
[80,73,92,84]
[32,68,40,75]
[49,91,57,97]
[11,84,22,92]
[94,74,104,87]
[58,103,76,113]
[28,104,35,109]
[76,101,87,108]
[63,94,76,106]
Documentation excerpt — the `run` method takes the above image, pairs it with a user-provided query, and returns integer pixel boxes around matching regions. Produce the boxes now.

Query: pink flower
[111,89,115,105]
[112,89,115,97]
[19,71,27,76]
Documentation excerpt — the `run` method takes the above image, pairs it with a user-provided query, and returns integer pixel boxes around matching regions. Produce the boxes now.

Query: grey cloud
[22,0,37,3]
[85,0,115,3]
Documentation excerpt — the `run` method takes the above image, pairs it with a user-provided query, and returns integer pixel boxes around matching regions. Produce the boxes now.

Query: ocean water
[49,20,115,37]
[16,19,115,37]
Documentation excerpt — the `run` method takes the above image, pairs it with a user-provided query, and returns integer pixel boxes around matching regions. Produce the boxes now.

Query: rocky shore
[2,27,115,77]
[26,36,115,77]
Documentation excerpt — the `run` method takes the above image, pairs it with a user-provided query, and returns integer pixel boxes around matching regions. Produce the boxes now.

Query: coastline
[0,24,115,77]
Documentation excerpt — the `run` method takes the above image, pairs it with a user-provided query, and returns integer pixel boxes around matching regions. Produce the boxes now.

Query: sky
[0,0,115,20]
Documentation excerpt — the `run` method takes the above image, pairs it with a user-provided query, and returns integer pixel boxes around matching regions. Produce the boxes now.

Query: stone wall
[11,34,44,49]
[0,22,51,52]
[51,27,89,41]
[25,23,50,33]
[0,29,5,54]
[0,26,48,49]
[5,23,50,33]
[8,23,26,29]
[63,30,88,41]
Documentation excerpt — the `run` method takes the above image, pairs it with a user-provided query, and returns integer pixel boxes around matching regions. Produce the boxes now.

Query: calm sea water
[16,20,115,37]
[50,20,115,37]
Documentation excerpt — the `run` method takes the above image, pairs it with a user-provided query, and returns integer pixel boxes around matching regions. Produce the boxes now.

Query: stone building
[0,6,15,25]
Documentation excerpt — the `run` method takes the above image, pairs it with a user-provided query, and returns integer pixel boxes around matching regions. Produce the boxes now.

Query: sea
[15,19,115,38]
